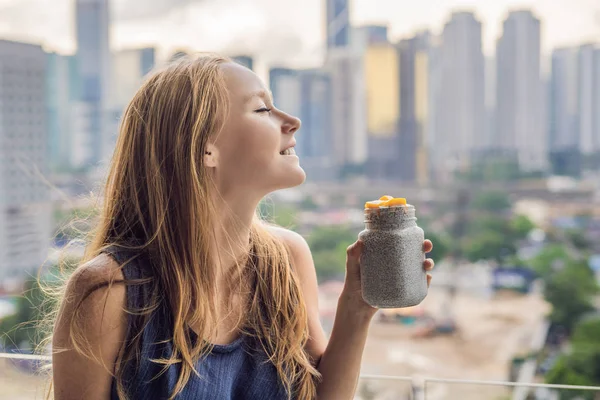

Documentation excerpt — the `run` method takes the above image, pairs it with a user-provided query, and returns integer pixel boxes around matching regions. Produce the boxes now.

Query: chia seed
[358,205,428,308]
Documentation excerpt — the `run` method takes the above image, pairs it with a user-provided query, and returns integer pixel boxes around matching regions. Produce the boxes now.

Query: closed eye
[254,107,272,113]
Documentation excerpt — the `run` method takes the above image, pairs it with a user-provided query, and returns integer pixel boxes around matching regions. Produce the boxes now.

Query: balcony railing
[2,353,600,400]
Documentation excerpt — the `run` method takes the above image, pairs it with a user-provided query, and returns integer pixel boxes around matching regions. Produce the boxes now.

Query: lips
[280,141,296,155]
[280,147,296,156]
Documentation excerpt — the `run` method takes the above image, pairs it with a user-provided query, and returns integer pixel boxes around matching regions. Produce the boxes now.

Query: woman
[51,54,434,400]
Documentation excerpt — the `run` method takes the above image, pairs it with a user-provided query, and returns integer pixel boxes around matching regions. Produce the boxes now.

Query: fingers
[423,258,435,271]
[427,273,432,288]
[346,240,363,277]
[423,240,433,253]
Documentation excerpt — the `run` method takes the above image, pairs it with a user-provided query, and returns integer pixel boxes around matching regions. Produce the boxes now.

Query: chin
[272,166,306,191]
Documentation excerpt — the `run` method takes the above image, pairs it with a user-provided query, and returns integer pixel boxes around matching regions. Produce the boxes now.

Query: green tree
[307,226,357,281]
[299,196,319,211]
[566,229,592,251]
[311,242,348,281]
[462,230,516,263]
[544,260,598,333]
[530,245,571,280]
[306,226,357,254]
[472,191,511,213]
[425,231,450,261]
[510,215,536,240]
[258,201,299,230]
[0,279,48,350]
[546,317,600,400]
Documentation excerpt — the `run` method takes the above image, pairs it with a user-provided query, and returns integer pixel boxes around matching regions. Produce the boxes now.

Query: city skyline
[0,0,598,67]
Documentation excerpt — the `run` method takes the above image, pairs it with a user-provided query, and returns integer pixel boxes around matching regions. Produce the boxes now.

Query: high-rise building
[396,32,433,184]
[496,10,545,171]
[437,11,485,175]
[577,44,600,155]
[324,48,368,168]
[365,43,399,138]
[46,53,78,171]
[110,47,155,111]
[364,42,399,180]
[232,55,254,71]
[549,47,579,151]
[106,47,156,153]
[0,40,51,279]
[74,0,111,169]
[549,47,580,175]
[326,0,350,49]
[352,25,389,49]
[270,68,335,181]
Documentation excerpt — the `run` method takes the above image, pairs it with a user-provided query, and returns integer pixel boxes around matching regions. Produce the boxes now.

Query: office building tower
[46,53,78,171]
[364,42,400,180]
[73,0,111,168]
[396,32,433,184]
[232,55,254,71]
[110,47,155,111]
[437,12,485,174]
[549,47,581,175]
[324,48,368,168]
[578,44,600,155]
[0,40,51,279]
[270,68,335,181]
[352,25,389,49]
[106,47,156,152]
[496,10,545,171]
[326,0,350,49]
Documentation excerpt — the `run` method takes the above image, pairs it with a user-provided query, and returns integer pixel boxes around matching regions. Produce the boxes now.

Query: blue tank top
[103,246,289,400]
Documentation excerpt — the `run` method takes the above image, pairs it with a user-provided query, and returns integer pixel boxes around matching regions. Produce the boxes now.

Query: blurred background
[1,0,600,399]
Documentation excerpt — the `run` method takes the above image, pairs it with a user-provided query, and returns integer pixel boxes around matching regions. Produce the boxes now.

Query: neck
[210,191,260,285]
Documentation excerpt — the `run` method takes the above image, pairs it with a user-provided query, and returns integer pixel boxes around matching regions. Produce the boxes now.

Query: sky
[0,0,599,68]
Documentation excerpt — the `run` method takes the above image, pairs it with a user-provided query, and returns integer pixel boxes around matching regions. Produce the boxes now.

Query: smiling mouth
[280,147,296,156]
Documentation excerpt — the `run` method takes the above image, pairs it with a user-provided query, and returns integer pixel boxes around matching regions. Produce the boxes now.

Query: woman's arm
[273,227,434,400]
[52,254,127,400]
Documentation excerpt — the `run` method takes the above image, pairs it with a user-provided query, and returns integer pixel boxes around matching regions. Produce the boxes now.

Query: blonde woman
[51,55,434,400]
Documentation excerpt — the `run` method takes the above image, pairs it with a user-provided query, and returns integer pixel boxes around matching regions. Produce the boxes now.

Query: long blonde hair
[45,54,320,399]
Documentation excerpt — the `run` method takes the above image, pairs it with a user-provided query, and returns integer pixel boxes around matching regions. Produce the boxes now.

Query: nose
[281,113,301,135]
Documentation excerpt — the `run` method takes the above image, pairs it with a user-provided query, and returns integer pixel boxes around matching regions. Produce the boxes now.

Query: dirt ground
[356,287,550,400]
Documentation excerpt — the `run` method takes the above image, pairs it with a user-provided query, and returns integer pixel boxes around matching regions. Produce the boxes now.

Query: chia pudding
[358,196,427,308]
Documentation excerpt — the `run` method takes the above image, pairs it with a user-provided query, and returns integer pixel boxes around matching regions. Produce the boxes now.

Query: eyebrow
[245,89,274,104]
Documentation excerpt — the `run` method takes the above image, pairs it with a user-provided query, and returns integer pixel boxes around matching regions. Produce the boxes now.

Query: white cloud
[0,0,598,62]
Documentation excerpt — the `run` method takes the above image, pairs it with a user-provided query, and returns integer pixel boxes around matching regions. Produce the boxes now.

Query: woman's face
[207,62,305,198]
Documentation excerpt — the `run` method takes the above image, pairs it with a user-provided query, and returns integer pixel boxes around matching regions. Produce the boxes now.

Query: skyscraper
[232,55,254,71]
[352,25,389,49]
[363,41,399,180]
[0,40,51,279]
[270,68,335,181]
[549,47,580,175]
[396,32,433,184]
[74,0,111,169]
[325,48,368,168]
[111,47,156,110]
[46,53,78,171]
[326,0,350,49]
[577,44,600,155]
[496,10,545,171]
[437,12,485,175]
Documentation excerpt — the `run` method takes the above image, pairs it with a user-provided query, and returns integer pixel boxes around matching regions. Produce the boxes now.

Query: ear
[203,143,218,168]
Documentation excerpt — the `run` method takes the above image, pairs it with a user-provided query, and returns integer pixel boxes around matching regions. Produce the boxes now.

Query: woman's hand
[339,239,435,318]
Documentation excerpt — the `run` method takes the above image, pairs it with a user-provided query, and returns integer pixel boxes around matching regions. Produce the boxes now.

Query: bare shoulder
[55,252,127,346]
[67,253,125,294]
[53,253,127,399]
[265,224,312,265]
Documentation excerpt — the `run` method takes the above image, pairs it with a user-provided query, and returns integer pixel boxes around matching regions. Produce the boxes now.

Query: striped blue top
[103,246,288,400]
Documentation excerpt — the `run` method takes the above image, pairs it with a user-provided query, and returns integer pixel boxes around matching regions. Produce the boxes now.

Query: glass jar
[358,205,427,308]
